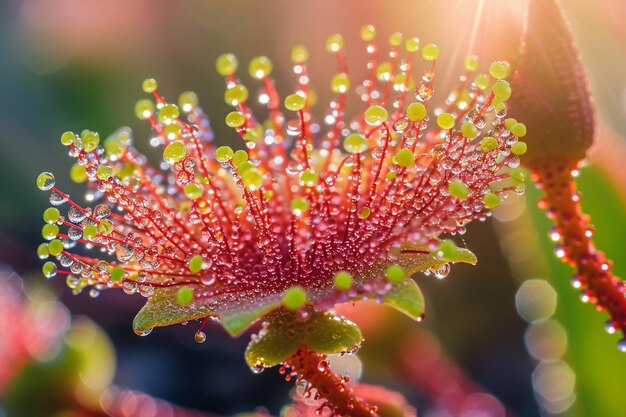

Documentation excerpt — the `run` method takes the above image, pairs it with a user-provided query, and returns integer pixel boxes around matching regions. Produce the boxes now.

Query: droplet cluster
[36,26,526,326]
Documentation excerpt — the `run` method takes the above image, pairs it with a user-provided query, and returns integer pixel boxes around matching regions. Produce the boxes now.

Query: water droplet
[580,291,590,303]
[94,204,111,219]
[138,284,154,298]
[251,362,265,374]
[43,262,57,278]
[618,339,626,353]
[138,328,153,337]
[605,320,617,334]
[116,244,134,262]
[415,81,431,102]
[68,206,87,223]
[201,275,216,285]
[122,280,137,295]
[68,228,83,241]
[59,254,73,267]
[554,245,566,259]
[194,331,207,343]
[37,172,55,191]
[495,103,507,118]
[393,116,409,133]
[286,119,302,136]
[570,275,582,289]
[49,190,68,206]
[433,263,450,279]
[548,226,561,242]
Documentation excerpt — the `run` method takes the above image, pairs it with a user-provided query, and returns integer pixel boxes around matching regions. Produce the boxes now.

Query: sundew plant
[32,0,626,414]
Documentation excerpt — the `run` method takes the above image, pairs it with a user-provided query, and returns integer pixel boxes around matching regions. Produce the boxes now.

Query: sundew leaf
[220,301,282,337]
[132,287,213,336]
[245,309,362,369]
[391,243,477,273]
[362,243,475,320]
[382,279,425,320]
[132,286,283,337]
[353,243,476,284]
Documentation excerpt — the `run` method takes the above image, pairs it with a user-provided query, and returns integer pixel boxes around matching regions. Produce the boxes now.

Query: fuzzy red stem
[536,163,626,337]
[283,349,378,417]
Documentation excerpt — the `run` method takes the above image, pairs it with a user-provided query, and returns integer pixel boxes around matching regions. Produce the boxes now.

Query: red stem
[535,163,626,338]
[283,348,378,417]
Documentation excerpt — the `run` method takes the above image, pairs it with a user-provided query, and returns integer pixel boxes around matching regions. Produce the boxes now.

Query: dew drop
[286,119,303,136]
[605,320,617,334]
[138,284,154,298]
[37,172,55,191]
[116,244,134,262]
[68,228,83,241]
[433,263,450,279]
[580,291,590,303]
[122,280,138,295]
[201,275,216,285]
[554,245,566,259]
[251,362,265,374]
[138,328,153,337]
[392,116,410,133]
[194,331,207,343]
[94,204,111,219]
[68,206,87,223]
[548,226,561,242]
[495,103,507,118]
[66,275,80,288]
[59,255,73,267]
[43,262,57,278]
[49,190,68,206]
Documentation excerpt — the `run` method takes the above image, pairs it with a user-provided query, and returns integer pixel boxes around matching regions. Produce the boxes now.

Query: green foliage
[132,287,214,336]
[221,301,281,336]
[244,309,362,369]
[382,279,425,320]
[353,242,476,284]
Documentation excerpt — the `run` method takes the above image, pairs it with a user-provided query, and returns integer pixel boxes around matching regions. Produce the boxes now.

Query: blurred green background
[1,0,625,416]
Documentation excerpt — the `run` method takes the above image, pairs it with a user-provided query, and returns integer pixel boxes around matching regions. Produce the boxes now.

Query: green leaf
[220,301,281,337]
[132,287,213,336]
[391,243,477,274]
[133,286,283,337]
[382,279,425,320]
[353,243,476,286]
[307,314,363,354]
[351,243,474,322]
[245,309,362,369]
